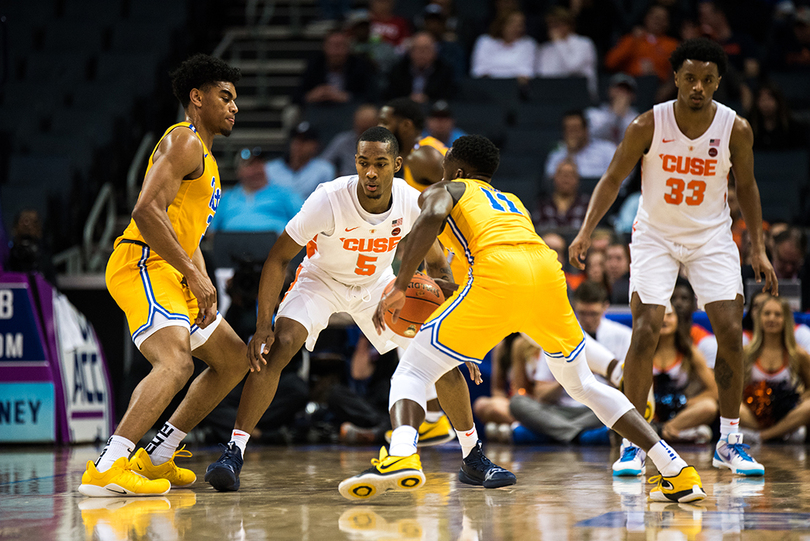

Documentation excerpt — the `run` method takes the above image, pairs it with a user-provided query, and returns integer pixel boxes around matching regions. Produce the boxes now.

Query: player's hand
[569,232,591,270]
[247,321,274,372]
[432,277,459,300]
[465,362,482,385]
[750,246,779,296]
[186,270,217,329]
[373,287,406,334]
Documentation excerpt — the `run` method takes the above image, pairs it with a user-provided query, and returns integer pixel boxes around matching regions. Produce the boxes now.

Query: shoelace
[163,446,193,474]
[725,441,755,462]
[215,443,241,464]
[620,446,640,462]
[467,450,495,472]
[647,474,663,485]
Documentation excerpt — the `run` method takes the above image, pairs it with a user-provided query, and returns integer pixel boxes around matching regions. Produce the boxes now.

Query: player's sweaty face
[355,141,398,200]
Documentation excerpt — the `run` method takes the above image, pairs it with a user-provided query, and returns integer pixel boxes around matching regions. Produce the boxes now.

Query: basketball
[383,273,446,337]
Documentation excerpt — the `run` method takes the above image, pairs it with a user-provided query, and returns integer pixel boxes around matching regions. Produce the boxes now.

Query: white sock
[389,425,418,457]
[425,410,443,423]
[720,417,740,439]
[146,422,186,465]
[230,429,250,456]
[95,435,135,472]
[648,440,688,477]
[456,426,478,458]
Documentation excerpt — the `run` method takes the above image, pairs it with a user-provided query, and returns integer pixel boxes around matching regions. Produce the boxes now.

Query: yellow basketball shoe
[130,447,196,487]
[78,458,171,497]
[385,414,456,447]
[649,466,707,503]
[338,447,426,501]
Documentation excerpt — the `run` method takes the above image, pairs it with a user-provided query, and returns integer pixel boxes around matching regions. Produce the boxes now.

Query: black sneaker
[205,442,243,492]
[458,440,517,489]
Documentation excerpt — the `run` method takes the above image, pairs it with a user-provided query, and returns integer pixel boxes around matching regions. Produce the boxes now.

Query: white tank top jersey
[636,100,736,243]
[285,175,421,287]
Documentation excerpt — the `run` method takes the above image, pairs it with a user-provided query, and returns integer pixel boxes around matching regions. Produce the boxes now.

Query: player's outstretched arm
[373,183,455,333]
[132,129,218,325]
[247,231,304,372]
[730,115,778,296]
[569,111,654,270]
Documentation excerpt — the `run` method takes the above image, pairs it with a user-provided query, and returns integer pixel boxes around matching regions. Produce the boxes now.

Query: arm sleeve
[284,185,335,245]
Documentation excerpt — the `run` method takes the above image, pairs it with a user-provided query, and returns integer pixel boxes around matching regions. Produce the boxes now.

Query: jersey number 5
[664,177,706,206]
[355,254,377,276]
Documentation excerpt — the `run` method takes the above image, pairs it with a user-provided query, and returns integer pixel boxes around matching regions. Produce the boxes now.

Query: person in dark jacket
[383,31,458,103]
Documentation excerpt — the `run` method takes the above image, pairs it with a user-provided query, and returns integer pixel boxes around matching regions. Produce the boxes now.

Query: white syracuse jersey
[636,100,736,244]
[296,175,421,286]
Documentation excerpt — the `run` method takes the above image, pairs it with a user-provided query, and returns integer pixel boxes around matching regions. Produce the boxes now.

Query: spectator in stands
[653,308,719,444]
[769,6,810,71]
[770,227,810,311]
[698,1,759,79]
[370,0,411,46]
[584,252,610,293]
[420,3,466,80]
[534,6,598,100]
[573,280,632,360]
[605,4,679,83]
[422,100,466,146]
[540,230,584,291]
[671,277,718,369]
[586,73,639,145]
[748,82,807,150]
[345,9,398,75]
[320,103,379,176]
[265,122,336,199]
[544,110,616,180]
[5,208,54,282]
[211,156,303,234]
[532,159,590,231]
[741,295,810,443]
[743,289,810,353]
[605,241,630,305]
[294,30,377,105]
[470,10,537,81]
[383,31,458,103]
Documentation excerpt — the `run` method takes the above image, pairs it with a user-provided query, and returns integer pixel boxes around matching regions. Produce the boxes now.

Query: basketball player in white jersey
[205,127,512,491]
[570,38,778,477]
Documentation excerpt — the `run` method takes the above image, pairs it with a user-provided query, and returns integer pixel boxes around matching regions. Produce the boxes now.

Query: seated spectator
[605,241,630,305]
[573,280,631,360]
[265,122,336,199]
[345,10,398,75]
[653,308,719,443]
[470,9,537,80]
[533,159,589,231]
[421,3,467,80]
[741,295,810,443]
[748,82,807,150]
[671,277,718,369]
[320,103,379,176]
[370,0,411,46]
[535,6,598,100]
[605,4,679,83]
[540,230,584,291]
[743,289,810,353]
[294,30,377,105]
[771,227,806,283]
[586,73,639,145]
[211,156,303,234]
[544,110,616,181]
[768,6,810,71]
[422,100,466,146]
[383,31,458,103]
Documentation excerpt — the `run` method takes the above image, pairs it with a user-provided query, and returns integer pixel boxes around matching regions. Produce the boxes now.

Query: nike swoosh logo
[345,227,359,232]
[378,457,410,471]
[662,138,675,143]
[137,464,143,470]
[465,430,475,437]
[106,487,127,495]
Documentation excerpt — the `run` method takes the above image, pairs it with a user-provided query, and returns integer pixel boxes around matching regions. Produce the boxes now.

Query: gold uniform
[420,179,585,363]
[105,122,221,343]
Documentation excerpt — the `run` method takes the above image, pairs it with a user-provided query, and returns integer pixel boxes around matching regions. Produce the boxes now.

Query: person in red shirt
[605,4,679,82]
[370,0,411,46]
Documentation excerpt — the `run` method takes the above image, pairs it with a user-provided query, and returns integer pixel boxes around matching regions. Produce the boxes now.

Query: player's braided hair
[170,54,242,108]
[449,135,500,177]
[669,38,728,77]
[358,126,400,157]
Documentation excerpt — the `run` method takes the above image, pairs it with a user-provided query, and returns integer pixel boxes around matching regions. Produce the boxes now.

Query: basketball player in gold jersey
[79,55,250,497]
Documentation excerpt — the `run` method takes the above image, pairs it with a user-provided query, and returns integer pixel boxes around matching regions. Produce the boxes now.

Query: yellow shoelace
[172,446,193,461]
[647,475,663,485]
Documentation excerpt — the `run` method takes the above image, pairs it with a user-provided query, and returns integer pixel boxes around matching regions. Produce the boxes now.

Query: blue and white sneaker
[713,433,764,476]
[205,442,244,492]
[613,439,646,477]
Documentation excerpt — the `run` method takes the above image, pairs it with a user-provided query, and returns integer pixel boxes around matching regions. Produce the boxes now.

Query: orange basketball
[383,273,446,337]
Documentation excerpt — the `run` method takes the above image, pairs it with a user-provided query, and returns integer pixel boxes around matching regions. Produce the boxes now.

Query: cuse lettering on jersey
[340,237,402,253]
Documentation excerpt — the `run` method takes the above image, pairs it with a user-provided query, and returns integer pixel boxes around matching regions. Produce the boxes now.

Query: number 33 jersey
[285,175,421,286]
[637,100,735,243]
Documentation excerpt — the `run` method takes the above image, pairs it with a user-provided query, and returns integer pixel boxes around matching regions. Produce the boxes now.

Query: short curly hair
[449,135,500,177]
[670,38,728,77]
[357,126,400,157]
[170,54,241,108]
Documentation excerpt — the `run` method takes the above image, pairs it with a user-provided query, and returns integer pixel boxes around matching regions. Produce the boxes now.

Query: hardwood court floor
[2,443,810,540]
